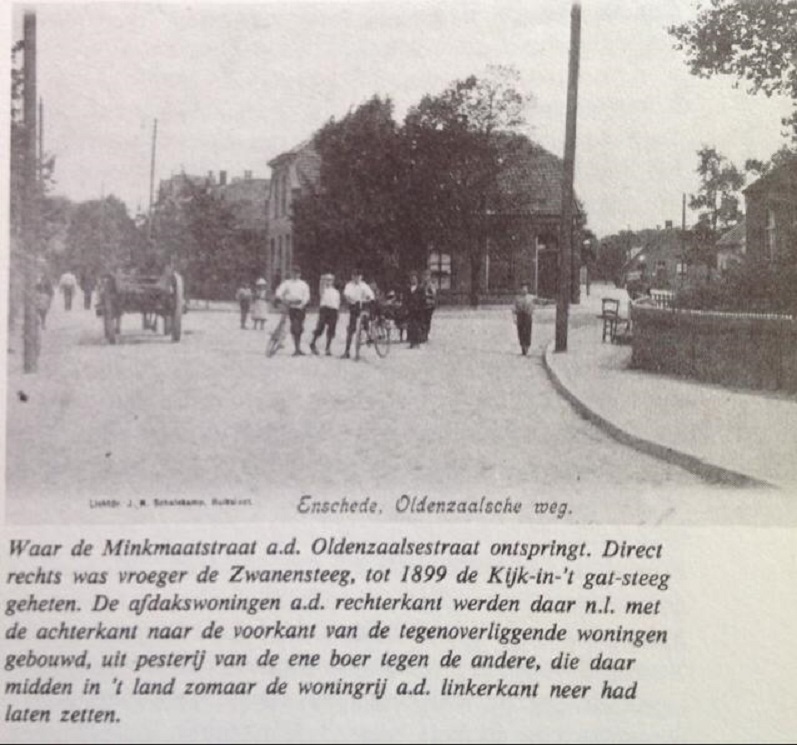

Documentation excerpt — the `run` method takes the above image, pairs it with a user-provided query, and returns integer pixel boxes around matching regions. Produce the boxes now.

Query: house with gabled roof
[744,159,797,264]
[266,140,322,288]
[429,134,582,302]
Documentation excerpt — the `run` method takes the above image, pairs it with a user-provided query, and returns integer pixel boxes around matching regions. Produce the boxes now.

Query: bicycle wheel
[266,315,286,357]
[354,313,366,360]
[372,319,390,358]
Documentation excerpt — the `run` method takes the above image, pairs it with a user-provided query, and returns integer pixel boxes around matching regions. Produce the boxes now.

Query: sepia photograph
[4,0,796,526]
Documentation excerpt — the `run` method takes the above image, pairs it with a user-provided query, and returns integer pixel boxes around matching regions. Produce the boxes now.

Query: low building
[716,221,746,272]
[429,136,581,303]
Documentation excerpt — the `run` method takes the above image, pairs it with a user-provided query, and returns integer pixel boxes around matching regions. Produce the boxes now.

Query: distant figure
[309,273,340,356]
[275,266,311,356]
[405,272,426,349]
[35,275,54,329]
[422,269,437,342]
[79,271,93,310]
[59,271,77,311]
[235,283,253,329]
[251,279,268,330]
[513,283,535,356]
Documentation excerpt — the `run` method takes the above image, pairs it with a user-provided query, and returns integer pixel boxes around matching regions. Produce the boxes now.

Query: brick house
[744,160,797,263]
[265,140,322,288]
[429,136,578,303]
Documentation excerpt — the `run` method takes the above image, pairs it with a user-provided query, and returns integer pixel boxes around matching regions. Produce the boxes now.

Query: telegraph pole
[148,118,158,241]
[555,3,582,353]
[22,12,39,373]
[38,97,43,185]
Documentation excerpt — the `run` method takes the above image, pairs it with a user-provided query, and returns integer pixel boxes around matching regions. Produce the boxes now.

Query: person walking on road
[236,282,254,329]
[35,274,54,329]
[406,272,426,349]
[310,274,340,356]
[513,283,535,356]
[251,279,269,330]
[275,266,311,356]
[79,271,93,310]
[58,270,77,311]
[342,267,375,359]
[422,269,437,342]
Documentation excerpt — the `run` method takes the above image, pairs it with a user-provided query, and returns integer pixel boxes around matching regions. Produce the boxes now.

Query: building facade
[265,140,322,289]
[744,160,797,263]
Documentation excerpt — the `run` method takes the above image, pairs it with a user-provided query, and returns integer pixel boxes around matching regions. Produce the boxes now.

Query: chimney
[244,170,252,181]
[665,220,673,230]
[207,170,214,183]
[219,170,227,186]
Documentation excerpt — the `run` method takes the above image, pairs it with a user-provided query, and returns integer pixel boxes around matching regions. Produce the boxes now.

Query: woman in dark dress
[406,272,426,349]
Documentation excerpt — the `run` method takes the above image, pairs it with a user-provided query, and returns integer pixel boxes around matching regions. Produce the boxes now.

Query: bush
[673,257,797,315]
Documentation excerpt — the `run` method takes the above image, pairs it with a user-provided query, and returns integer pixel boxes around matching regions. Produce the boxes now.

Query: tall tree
[404,65,530,305]
[688,146,744,277]
[64,196,143,282]
[669,0,797,143]
[153,181,245,300]
[293,96,404,288]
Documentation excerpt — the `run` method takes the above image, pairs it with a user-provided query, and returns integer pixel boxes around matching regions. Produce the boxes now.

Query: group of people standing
[234,266,440,358]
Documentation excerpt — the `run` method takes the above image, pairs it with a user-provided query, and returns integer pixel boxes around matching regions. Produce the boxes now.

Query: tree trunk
[469,244,483,308]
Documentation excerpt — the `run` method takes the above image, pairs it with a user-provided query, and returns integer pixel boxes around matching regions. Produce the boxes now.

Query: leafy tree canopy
[669,0,797,140]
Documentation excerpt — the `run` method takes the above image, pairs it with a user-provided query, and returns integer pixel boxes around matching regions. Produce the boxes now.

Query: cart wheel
[103,292,117,345]
[171,273,184,342]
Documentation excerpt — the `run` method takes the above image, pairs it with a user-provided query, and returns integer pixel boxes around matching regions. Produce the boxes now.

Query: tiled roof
[494,134,571,216]
[717,220,746,248]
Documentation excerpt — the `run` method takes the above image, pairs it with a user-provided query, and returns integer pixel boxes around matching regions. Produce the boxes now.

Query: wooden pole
[23,12,40,373]
[555,3,582,352]
[148,118,158,241]
[38,97,43,185]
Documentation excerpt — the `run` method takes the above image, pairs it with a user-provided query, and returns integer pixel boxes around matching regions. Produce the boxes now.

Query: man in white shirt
[309,274,340,356]
[59,271,78,311]
[342,267,375,359]
[275,266,311,356]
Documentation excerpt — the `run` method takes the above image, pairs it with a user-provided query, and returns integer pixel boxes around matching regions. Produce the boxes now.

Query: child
[235,283,253,329]
[251,279,268,330]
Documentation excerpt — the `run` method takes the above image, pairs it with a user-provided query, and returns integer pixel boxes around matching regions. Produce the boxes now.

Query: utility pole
[148,118,158,241]
[38,97,43,185]
[555,2,582,353]
[22,12,39,373]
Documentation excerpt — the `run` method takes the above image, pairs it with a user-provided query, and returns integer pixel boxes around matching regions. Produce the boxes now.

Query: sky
[7,0,794,238]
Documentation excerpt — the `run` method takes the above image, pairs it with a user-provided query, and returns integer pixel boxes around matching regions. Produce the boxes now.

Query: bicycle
[265,306,288,357]
[354,304,390,360]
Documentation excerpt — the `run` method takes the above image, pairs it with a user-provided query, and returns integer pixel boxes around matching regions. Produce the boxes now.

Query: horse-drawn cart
[97,269,185,344]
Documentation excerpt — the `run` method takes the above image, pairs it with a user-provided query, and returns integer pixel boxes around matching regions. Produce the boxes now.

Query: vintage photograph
[4,0,796,525]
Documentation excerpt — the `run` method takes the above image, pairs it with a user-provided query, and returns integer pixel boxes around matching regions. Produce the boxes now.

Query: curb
[542,341,773,489]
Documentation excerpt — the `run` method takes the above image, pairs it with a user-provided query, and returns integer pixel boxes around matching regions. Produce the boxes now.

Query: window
[428,250,452,290]
[281,174,288,217]
[272,179,279,219]
[766,208,777,260]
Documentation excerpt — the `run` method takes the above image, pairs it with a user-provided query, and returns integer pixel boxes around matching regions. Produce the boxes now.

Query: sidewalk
[547,290,797,490]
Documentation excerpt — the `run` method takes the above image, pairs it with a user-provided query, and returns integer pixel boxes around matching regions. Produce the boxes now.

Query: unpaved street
[5,298,719,525]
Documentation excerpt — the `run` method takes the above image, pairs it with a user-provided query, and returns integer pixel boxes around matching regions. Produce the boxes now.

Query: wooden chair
[598,298,621,342]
